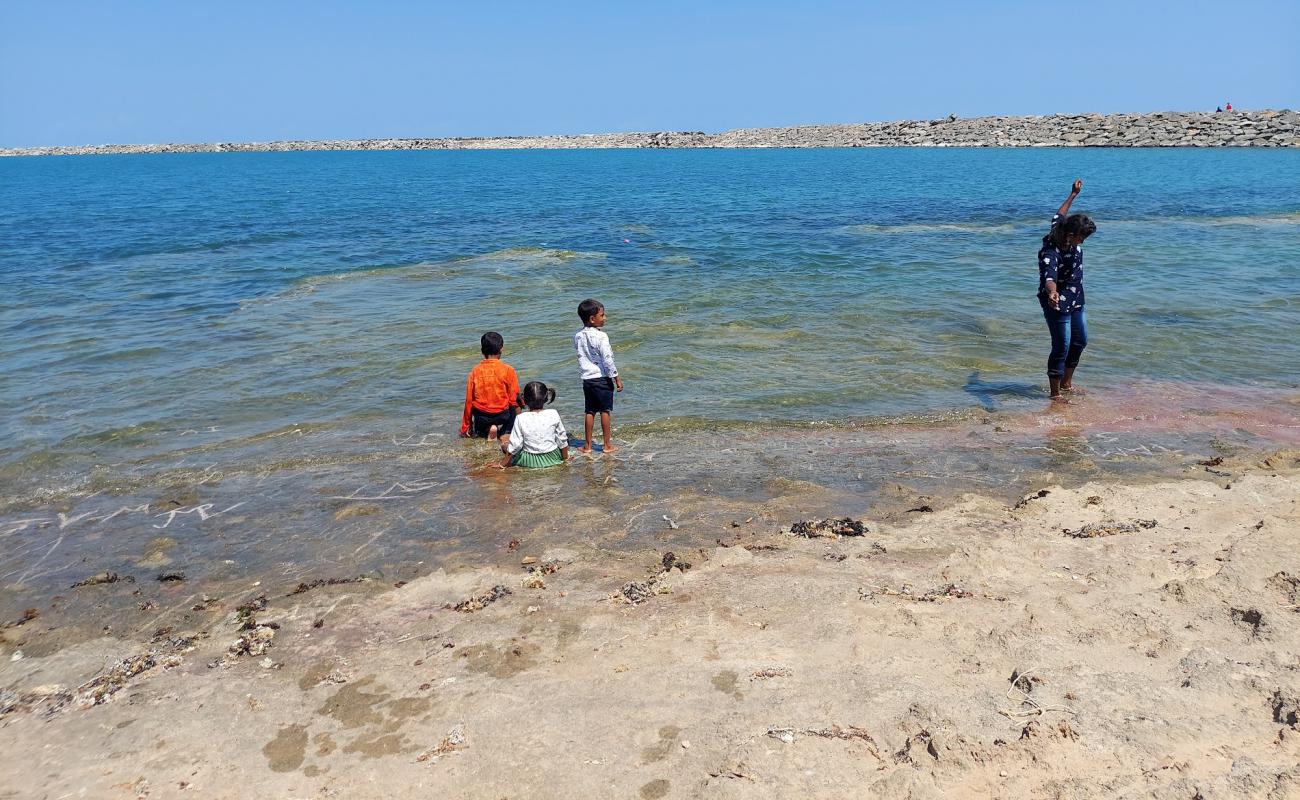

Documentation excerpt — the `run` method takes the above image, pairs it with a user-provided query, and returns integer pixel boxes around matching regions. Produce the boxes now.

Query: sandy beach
[3,441,1298,799]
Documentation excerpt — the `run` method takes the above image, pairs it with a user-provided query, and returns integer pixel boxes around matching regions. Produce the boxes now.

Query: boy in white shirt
[574,298,623,454]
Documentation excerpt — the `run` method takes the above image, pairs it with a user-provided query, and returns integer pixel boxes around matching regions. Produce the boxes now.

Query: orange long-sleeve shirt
[460,358,521,435]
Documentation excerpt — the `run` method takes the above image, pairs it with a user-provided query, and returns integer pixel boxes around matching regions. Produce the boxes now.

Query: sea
[3,147,1299,616]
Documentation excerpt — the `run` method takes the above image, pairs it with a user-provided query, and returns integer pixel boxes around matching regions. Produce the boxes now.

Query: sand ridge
[1,453,1298,798]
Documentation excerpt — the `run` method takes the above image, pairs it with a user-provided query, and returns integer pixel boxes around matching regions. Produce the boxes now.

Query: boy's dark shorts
[582,377,616,415]
[470,407,516,438]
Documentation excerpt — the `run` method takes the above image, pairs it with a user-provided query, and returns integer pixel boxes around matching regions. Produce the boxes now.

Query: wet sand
[2,387,1300,798]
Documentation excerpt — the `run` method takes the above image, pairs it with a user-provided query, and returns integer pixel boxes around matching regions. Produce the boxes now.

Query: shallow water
[2,148,1299,612]
[2,378,1297,620]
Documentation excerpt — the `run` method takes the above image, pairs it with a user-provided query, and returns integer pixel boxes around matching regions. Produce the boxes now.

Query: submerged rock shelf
[4,110,1297,156]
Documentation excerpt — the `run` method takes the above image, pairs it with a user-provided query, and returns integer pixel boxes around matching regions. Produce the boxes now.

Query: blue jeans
[1043,307,1088,378]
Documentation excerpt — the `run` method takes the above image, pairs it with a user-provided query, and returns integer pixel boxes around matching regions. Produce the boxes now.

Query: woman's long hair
[1051,213,1097,249]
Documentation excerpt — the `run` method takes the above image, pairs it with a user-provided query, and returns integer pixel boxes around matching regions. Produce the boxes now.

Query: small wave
[238,260,452,308]
[242,247,609,309]
[10,342,174,374]
[101,230,304,262]
[450,246,608,265]
[843,221,1022,235]
[717,315,798,330]
[97,345,173,362]
[1125,211,1300,228]
[620,407,988,436]
[1213,211,1300,226]
[1131,308,1210,327]
[61,419,174,448]
[846,211,1300,235]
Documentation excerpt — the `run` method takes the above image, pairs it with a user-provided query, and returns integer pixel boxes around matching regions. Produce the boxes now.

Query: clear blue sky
[2,0,1296,147]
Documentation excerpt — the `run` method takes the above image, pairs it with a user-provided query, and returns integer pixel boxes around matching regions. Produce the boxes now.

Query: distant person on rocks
[1225,102,1233,111]
[1037,179,1097,401]
[1215,106,1223,113]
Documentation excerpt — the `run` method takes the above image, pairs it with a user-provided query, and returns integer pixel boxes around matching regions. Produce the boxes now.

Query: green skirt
[512,448,565,469]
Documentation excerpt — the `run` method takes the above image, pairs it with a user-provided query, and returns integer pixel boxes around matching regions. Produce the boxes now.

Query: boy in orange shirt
[459,331,522,447]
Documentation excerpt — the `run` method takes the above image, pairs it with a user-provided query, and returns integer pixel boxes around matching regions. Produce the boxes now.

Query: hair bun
[522,381,552,409]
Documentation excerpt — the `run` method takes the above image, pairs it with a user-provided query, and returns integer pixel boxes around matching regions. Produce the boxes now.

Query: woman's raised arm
[1057,179,1083,217]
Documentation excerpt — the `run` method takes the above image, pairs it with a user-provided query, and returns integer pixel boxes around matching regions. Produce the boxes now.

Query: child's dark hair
[520,381,556,410]
[577,298,604,325]
[1051,213,1097,248]
[480,331,504,357]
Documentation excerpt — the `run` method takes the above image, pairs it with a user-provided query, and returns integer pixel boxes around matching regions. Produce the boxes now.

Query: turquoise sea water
[2,148,1299,605]
[4,148,1299,489]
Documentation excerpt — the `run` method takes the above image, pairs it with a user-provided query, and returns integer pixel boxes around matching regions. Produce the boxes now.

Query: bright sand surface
[2,438,1298,798]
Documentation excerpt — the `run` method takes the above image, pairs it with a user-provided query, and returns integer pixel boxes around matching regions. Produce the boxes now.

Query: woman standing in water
[1038,179,1097,401]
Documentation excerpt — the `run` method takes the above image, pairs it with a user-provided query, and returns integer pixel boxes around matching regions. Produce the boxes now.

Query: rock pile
[4,110,1296,156]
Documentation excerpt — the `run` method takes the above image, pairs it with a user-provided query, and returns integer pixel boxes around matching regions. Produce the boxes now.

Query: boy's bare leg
[498,433,510,453]
[580,413,594,454]
[600,411,617,454]
[487,424,499,441]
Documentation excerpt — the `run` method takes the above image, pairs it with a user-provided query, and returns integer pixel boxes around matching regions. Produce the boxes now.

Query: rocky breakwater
[3,110,1296,156]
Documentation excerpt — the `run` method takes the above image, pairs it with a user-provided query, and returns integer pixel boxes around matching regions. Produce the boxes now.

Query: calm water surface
[2,148,1298,605]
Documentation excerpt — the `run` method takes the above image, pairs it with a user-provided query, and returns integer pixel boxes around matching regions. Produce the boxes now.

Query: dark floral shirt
[1037,214,1085,313]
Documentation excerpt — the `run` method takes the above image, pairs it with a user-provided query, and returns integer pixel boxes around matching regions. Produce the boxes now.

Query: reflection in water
[963,370,1045,412]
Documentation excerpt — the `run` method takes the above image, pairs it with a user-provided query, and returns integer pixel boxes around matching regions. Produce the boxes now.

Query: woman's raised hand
[1072,179,1083,194]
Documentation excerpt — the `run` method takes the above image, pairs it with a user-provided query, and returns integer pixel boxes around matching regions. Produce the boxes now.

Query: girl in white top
[498,382,570,469]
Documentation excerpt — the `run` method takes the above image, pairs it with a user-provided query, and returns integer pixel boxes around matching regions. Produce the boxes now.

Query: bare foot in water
[487,424,499,441]
[1050,394,1071,405]
[1062,384,1086,395]
[578,444,593,455]
[601,445,619,455]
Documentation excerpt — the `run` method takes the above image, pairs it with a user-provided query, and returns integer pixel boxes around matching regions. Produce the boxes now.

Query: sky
[1,0,1297,147]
